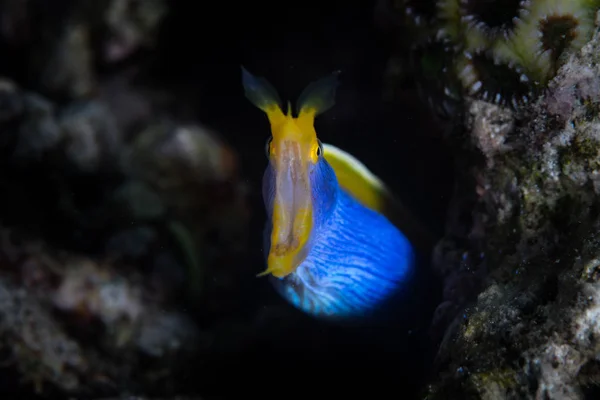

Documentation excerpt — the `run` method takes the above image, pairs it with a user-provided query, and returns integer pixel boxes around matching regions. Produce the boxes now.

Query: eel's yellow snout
[259,139,315,278]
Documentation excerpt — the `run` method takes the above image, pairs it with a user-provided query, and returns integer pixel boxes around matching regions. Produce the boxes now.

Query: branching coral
[383,0,599,113]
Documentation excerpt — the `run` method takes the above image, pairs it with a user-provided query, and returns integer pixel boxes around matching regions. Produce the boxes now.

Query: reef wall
[415,7,600,400]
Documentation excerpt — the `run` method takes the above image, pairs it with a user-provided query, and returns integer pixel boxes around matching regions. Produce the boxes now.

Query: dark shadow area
[141,1,453,397]
[0,0,453,398]
[148,0,452,236]
[147,0,453,282]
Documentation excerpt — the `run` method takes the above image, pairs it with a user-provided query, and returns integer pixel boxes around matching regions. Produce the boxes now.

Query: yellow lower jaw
[259,196,313,278]
[257,255,293,278]
[261,148,314,278]
[258,242,309,278]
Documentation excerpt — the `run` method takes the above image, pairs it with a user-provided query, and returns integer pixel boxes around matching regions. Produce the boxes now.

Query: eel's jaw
[260,140,314,278]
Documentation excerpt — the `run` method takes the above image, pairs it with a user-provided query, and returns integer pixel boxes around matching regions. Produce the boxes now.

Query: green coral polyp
[460,0,530,39]
[496,0,595,85]
[540,15,581,62]
[456,50,535,108]
[391,0,599,112]
[436,0,464,44]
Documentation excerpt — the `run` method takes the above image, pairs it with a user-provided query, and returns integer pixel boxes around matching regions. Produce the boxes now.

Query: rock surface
[426,11,600,400]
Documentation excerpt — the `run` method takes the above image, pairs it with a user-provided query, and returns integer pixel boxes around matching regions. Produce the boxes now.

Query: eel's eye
[316,139,323,157]
[265,136,273,157]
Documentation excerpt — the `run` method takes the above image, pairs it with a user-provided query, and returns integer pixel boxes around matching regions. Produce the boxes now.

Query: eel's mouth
[260,140,313,278]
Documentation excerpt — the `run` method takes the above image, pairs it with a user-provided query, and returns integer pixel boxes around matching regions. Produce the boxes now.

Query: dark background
[150,0,453,239]
[0,0,456,397]
[152,0,454,395]
[140,0,455,396]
